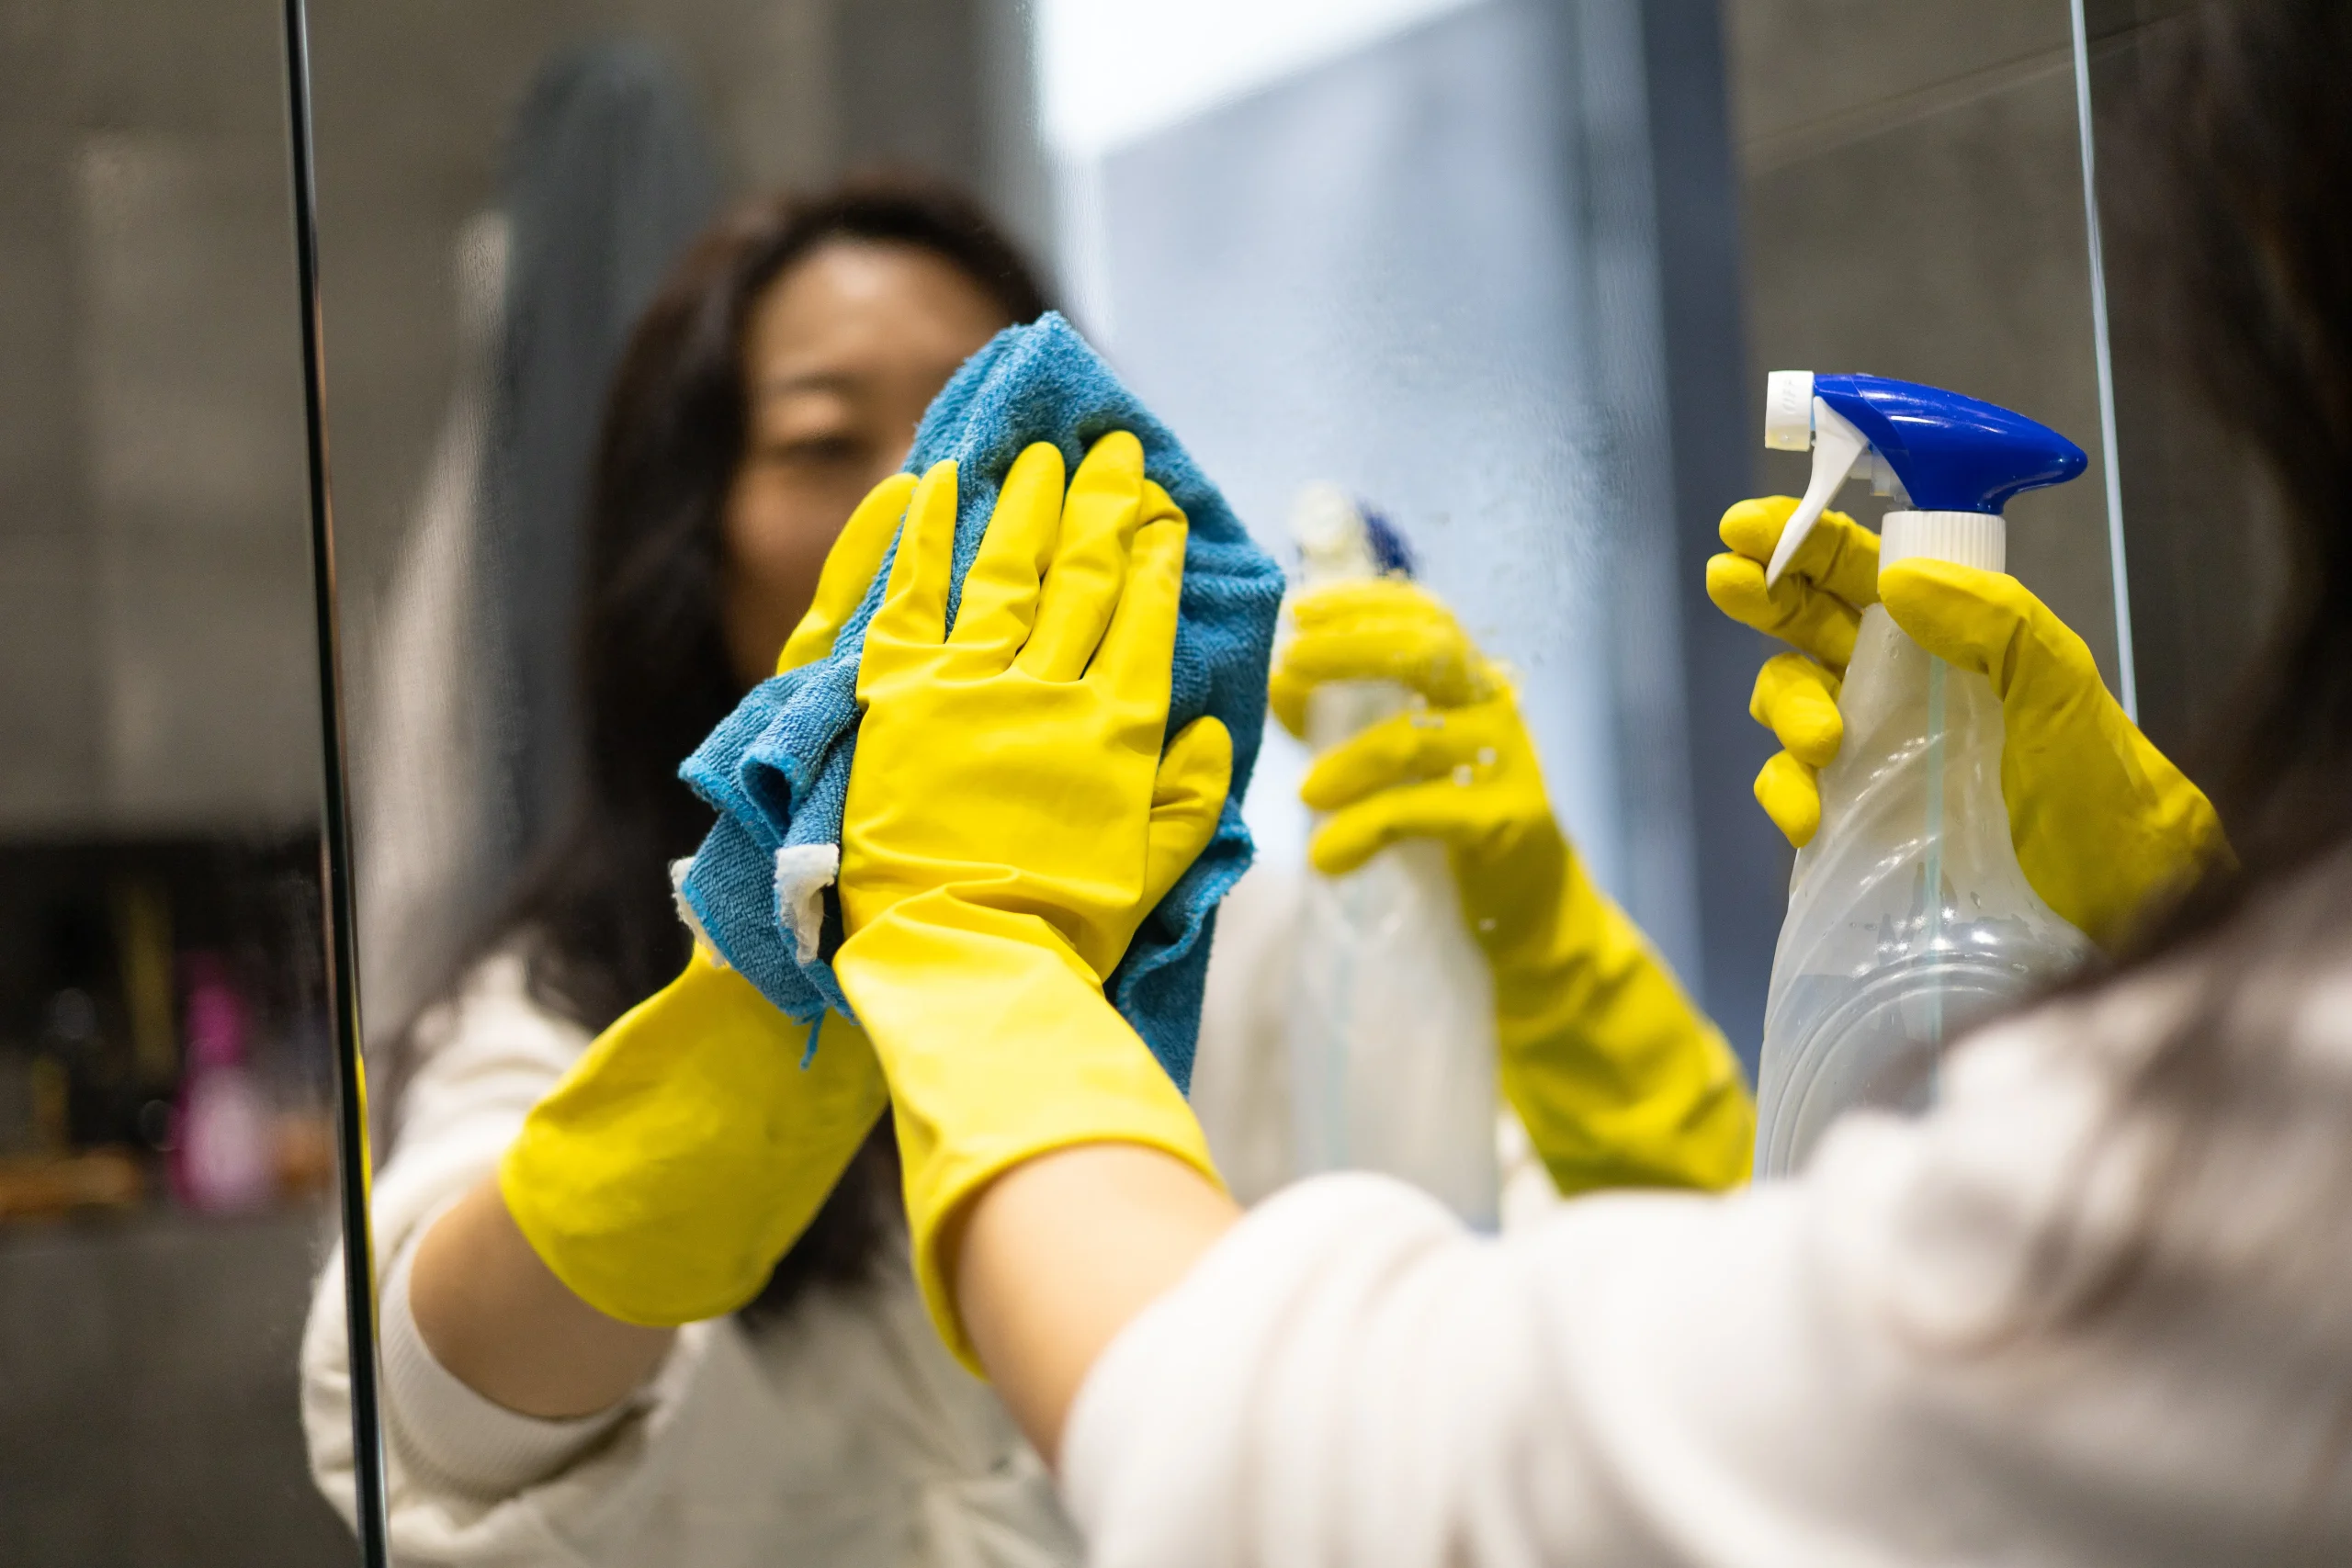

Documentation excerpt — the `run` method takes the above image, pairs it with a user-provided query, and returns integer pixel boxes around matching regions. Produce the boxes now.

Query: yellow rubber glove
[1275,579,1753,1195]
[498,472,918,1326]
[1708,494,2233,948]
[833,434,1231,1366]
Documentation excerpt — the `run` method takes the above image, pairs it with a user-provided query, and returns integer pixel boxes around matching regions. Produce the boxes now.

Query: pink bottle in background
[172,962,274,1214]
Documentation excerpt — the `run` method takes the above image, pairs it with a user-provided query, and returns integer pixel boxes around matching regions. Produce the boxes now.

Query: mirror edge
[278,0,393,1561]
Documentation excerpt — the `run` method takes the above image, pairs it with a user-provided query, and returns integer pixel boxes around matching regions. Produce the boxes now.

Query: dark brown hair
[2021,0,2352,1339]
[438,175,1048,1314]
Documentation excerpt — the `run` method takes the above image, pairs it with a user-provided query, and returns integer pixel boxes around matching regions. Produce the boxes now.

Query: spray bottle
[1755,372,2095,1176]
[1285,485,1500,1227]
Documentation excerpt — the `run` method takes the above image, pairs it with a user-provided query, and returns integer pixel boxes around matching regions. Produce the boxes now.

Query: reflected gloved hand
[1273,579,1753,1194]
[497,472,920,1326]
[833,434,1232,1365]
[1708,494,2233,948]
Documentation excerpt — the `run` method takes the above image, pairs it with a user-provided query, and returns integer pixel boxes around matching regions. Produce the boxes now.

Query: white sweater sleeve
[374,1241,632,1496]
[1061,986,2340,1568]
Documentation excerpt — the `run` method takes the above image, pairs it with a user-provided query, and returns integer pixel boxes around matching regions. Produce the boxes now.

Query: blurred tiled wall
[0,1213,351,1566]
[0,0,317,837]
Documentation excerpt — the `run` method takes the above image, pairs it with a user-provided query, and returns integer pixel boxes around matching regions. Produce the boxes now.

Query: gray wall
[0,1210,351,1566]
[0,0,318,838]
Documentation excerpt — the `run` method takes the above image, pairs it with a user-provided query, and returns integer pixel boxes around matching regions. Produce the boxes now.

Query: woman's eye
[763,433,865,468]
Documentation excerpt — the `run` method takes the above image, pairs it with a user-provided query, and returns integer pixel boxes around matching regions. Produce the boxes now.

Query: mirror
[291,0,2141,1561]
[2081,0,2281,762]
[0,0,360,1561]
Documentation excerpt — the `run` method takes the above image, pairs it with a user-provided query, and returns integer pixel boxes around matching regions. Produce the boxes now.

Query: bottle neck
[1879,510,2006,577]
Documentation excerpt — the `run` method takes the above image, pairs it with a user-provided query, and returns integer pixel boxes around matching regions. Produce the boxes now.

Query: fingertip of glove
[1002,441,1069,495]
[1754,752,1821,848]
[1167,713,1234,781]
[1718,495,1799,555]
[1306,816,1375,878]
[1268,670,1311,739]
[1706,552,1768,615]
[1080,428,1146,477]
[1784,715,1841,769]
[1296,739,1355,811]
[1133,477,1183,525]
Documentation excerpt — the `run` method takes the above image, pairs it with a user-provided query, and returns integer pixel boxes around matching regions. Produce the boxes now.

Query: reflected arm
[407,1175,674,1419]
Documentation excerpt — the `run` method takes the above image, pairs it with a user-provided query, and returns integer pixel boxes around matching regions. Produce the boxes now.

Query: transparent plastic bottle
[1752,372,2095,1176]
[1755,603,2089,1174]
[1285,485,1500,1226]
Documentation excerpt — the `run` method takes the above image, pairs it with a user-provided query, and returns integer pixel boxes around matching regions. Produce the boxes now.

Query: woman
[303,173,1747,1563]
[824,3,2352,1562]
[301,180,1085,1564]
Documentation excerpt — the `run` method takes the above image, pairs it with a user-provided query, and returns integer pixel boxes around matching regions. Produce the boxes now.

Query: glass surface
[299,0,1719,1550]
[288,0,2143,1559]
[1047,0,1701,970]
[0,1,356,1561]
[2081,0,2283,763]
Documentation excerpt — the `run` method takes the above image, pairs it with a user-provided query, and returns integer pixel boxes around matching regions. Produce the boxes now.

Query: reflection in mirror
[0,0,356,1562]
[290,1,2144,1562]
[2085,0,2285,767]
[304,0,1744,1554]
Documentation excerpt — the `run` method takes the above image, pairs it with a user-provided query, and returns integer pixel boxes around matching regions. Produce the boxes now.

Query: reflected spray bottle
[1754,372,2094,1176]
[1285,486,1500,1228]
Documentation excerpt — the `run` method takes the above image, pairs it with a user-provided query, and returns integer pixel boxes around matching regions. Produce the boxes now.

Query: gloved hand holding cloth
[495,474,921,1326]
[1708,495,2233,949]
[833,434,1234,1366]
[1272,580,1754,1195]
[674,313,1282,1085]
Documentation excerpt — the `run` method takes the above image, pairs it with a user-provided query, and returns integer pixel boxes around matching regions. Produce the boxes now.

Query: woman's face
[722,239,1011,684]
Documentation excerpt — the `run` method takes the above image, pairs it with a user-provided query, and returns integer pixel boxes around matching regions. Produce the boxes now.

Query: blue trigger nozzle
[1811,374,2086,515]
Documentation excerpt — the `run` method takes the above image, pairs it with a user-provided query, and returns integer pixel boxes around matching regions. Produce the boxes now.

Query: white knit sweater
[1062,961,2352,1566]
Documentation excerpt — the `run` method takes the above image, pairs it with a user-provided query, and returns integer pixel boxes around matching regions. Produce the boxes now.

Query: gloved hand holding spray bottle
[1754,372,2095,1176]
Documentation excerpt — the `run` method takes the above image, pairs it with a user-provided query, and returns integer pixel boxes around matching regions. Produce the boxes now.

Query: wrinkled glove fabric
[678,312,1284,1088]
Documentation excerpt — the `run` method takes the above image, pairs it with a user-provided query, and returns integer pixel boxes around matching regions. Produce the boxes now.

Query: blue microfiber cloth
[676,312,1284,1091]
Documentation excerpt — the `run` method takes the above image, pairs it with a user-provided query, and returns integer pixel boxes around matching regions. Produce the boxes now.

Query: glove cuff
[1488,865,1755,1193]
[501,955,887,1326]
[835,898,1221,1371]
